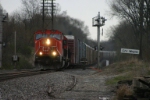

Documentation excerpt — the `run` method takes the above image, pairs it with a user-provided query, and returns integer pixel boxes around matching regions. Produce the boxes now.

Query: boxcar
[65,35,96,66]
[64,35,76,64]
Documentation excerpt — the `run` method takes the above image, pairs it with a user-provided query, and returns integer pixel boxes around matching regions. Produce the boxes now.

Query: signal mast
[92,12,106,69]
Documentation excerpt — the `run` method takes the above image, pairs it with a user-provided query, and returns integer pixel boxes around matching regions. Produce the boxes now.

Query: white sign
[12,55,19,62]
[121,48,140,54]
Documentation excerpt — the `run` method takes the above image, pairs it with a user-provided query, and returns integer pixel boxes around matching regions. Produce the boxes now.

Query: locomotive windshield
[35,34,61,40]
[49,34,61,40]
[36,34,48,40]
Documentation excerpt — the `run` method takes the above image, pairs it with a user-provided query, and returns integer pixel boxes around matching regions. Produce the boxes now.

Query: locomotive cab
[34,30,68,69]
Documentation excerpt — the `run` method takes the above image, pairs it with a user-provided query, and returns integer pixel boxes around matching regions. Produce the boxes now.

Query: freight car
[33,30,97,69]
[65,35,97,67]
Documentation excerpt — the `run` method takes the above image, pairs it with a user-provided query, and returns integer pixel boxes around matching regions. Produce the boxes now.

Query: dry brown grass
[113,85,133,100]
[103,58,150,100]
[101,58,150,76]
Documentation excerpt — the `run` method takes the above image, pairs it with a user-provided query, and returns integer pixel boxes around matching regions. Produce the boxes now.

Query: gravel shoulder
[0,72,74,100]
[58,68,114,100]
[0,68,114,100]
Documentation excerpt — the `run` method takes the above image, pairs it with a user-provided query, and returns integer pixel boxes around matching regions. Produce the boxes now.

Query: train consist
[33,29,97,69]
[65,35,97,65]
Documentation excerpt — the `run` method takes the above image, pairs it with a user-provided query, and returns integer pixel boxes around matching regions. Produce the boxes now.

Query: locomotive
[34,29,98,69]
[34,30,69,69]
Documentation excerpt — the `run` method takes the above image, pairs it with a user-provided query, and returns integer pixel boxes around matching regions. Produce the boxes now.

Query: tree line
[3,0,146,68]
[1,0,97,69]
[108,0,150,61]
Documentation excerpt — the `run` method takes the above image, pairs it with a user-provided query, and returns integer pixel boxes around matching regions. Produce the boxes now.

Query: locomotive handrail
[34,42,44,56]
[34,45,41,56]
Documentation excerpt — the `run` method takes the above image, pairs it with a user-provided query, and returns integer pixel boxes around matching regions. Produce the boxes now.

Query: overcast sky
[0,0,119,41]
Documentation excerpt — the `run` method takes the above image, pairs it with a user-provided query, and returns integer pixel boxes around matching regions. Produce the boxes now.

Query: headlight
[46,39,50,45]
[39,51,43,56]
[52,51,57,56]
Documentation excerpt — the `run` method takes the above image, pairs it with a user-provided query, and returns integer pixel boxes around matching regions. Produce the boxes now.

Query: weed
[106,75,131,85]
[115,85,133,100]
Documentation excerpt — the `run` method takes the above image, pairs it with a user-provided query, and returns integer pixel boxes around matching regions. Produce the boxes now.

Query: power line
[41,0,56,29]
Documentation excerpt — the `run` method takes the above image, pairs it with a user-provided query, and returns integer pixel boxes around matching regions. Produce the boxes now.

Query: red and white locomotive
[34,29,69,69]
[34,29,98,69]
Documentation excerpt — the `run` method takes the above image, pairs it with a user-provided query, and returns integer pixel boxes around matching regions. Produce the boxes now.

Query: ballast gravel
[0,72,74,100]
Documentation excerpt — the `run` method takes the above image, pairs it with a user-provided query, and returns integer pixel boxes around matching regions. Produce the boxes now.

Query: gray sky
[0,0,119,41]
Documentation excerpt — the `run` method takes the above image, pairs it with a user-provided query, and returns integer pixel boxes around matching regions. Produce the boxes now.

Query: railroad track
[0,69,54,82]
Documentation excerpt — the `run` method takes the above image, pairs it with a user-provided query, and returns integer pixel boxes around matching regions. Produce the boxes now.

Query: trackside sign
[121,48,140,54]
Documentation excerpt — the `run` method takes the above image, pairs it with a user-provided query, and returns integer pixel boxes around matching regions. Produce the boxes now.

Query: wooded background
[1,0,150,69]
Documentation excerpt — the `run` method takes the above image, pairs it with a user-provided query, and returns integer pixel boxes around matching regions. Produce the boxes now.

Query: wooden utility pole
[0,9,2,68]
[139,0,144,60]
[51,0,54,30]
[42,0,56,29]
[42,0,45,29]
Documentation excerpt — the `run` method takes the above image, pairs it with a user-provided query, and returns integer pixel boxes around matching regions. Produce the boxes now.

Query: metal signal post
[92,12,106,69]
[97,12,100,69]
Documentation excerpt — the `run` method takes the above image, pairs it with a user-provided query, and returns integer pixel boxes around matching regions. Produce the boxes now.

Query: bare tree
[21,0,41,19]
[109,0,150,60]
[110,0,150,38]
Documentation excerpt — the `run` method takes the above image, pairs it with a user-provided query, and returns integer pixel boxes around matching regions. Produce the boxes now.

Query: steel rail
[0,69,54,82]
